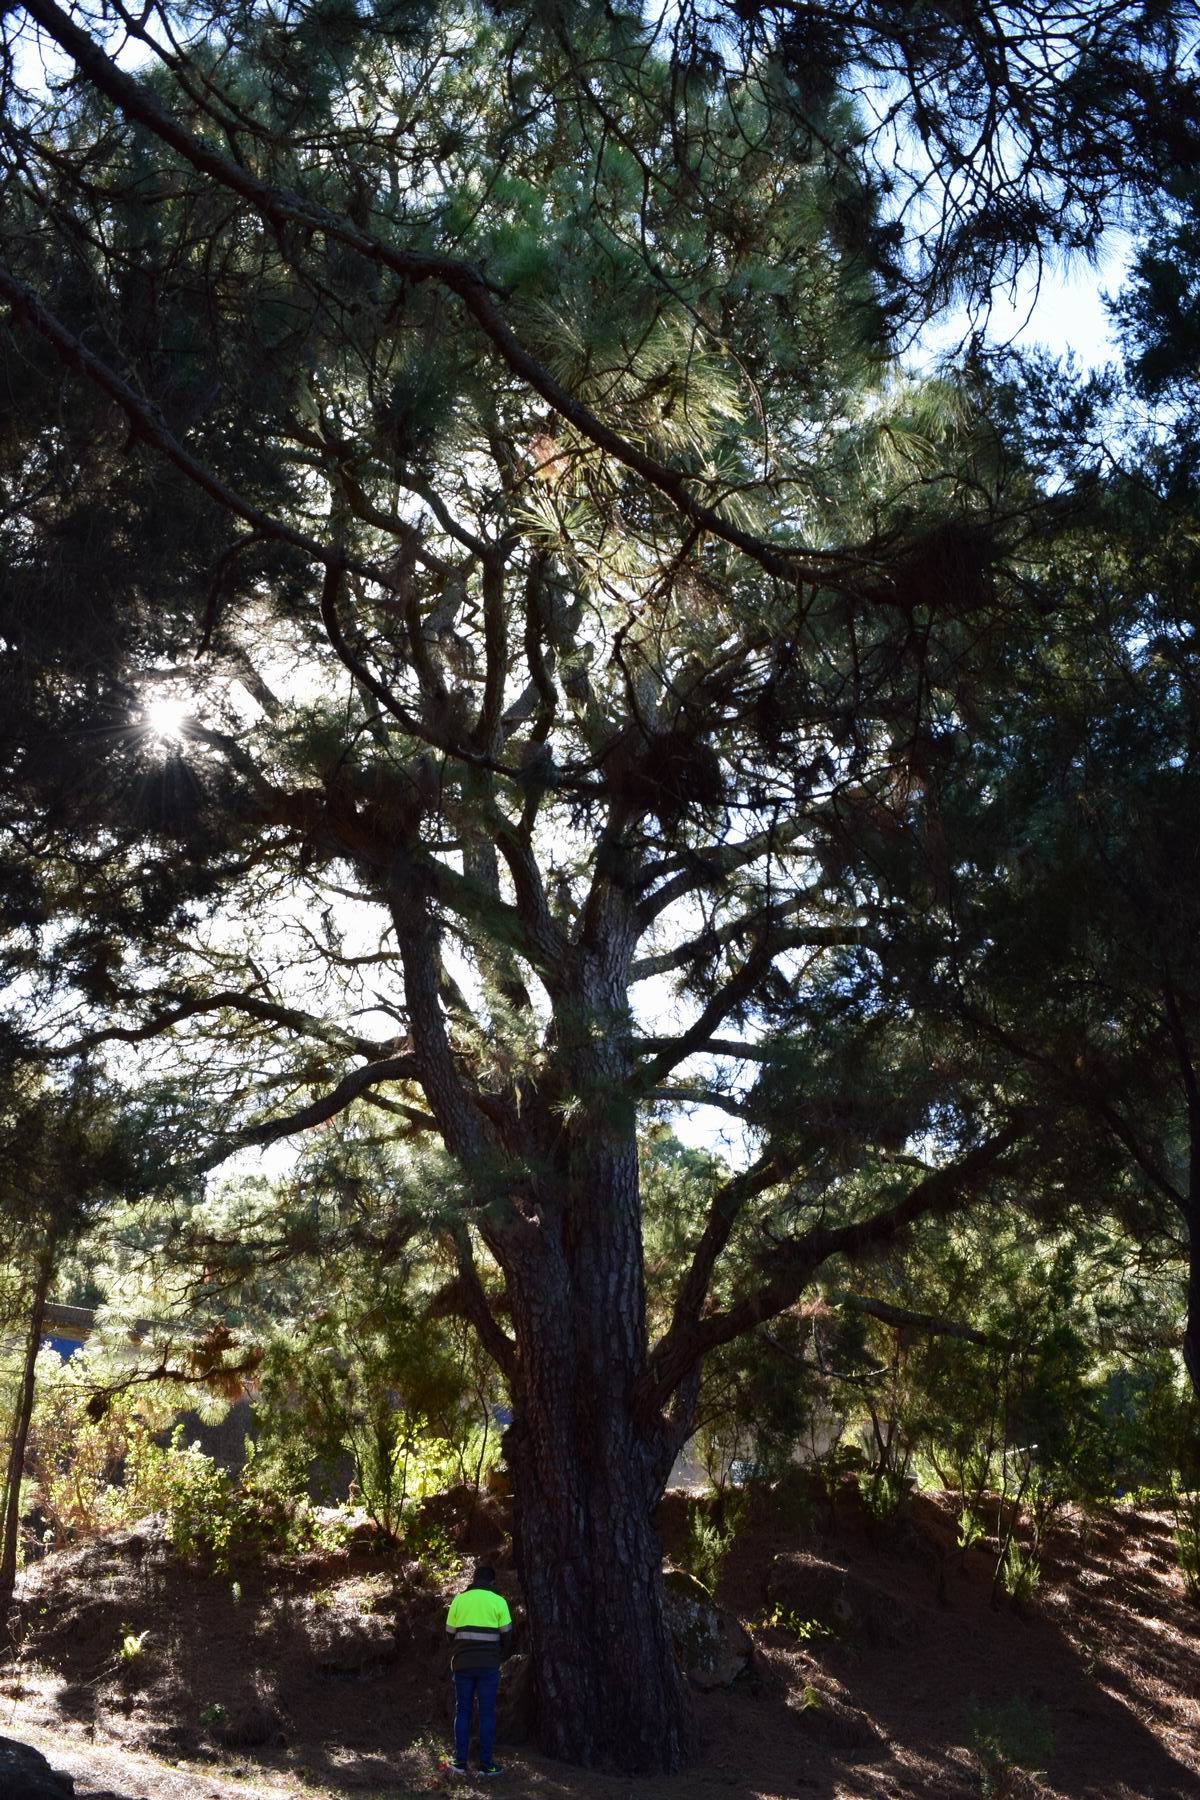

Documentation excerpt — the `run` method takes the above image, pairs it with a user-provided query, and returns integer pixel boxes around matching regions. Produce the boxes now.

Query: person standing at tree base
[443,1563,512,1777]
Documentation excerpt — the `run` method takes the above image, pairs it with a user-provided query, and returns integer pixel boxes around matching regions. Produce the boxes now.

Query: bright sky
[917,242,1129,372]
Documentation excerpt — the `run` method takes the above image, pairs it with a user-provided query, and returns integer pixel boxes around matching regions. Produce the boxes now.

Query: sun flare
[142,693,191,743]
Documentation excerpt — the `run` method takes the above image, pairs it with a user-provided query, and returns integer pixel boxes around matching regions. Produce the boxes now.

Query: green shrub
[857,1467,907,1527]
[1173,1490,1200,1604]
[253,1278,507,1524]
[160,1434,320,1571]
[968,1696,1054,1798]
[345,1409,461,1547]
[117,1628,148,1663]
[26,1349,178,1539]
[998,1538,1041,1608]
[758,1603,835,1642]
[677,1493,743,1593]
[406,1513,460,1582]
[957,1499,988,1553]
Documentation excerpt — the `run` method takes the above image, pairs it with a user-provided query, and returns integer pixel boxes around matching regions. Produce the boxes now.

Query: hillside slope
[1,1486,1197,1799]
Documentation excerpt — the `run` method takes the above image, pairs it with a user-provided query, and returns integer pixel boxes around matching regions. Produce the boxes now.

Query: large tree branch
[477,552,508,755]
[657,1152,791,1363]
[638,1117,1030,1411]
[212,1051,420,1160]
[638,1036,772,1063]
[632,898,871,981]
[0,262,376,577]
[386,870,495,1164]
[425,1226,518,1382]
[637,817,813,924]
[317,560,514,780]
[829,1290,1009,1348]
[958,1001,1188,1215]
[46,989,400,1064]
[647,1086,751,1118]
[635,945,772,1087]
[288,416,455,577]
[488,817,567,990]
[0,270,582,800]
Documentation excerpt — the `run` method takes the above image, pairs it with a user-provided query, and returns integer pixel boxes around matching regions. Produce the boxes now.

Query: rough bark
[501,1138,698,1771]
[492,914,698,1772]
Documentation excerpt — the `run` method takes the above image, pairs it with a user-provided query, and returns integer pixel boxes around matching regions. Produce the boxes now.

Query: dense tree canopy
[1,0,1199,1772]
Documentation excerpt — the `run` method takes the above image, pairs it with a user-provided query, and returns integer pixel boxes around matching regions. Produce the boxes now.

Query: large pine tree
[1,0,1195,1769]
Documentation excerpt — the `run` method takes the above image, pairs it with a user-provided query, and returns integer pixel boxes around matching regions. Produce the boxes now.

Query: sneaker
[479,1763,503,1777]
[440,1759,468,1775]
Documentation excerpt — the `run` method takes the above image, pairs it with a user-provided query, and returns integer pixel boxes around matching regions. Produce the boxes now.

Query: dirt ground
[2,1482,1198,1800]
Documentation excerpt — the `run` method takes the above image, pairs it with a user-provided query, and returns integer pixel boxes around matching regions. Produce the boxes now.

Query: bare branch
[425,1227,518,1381]
[213,1051,420,1160]
[830,1290,1009,1348]
[46,988,402,1064]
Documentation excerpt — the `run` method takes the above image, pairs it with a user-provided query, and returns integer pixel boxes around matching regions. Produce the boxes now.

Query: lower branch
[639,1118,1031,1413]
[831,1290,1010,1348]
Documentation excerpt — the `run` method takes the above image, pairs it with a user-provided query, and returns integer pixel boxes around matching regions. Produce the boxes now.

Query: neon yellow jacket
[446,1586,513,1672]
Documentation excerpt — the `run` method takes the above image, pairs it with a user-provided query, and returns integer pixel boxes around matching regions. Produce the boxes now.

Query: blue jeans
[453,1667,499,1766]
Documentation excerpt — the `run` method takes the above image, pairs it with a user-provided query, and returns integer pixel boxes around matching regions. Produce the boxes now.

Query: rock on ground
[789,1678,887,1755]
[766,1552,920,1648]
[0,1733,75,1799]
[662,1567,753,1689]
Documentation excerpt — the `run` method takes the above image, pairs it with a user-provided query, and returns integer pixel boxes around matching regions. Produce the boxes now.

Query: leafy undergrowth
[2,1484,1199,1800]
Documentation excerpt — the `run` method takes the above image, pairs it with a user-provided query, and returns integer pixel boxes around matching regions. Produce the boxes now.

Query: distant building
[42,1302,93,1360]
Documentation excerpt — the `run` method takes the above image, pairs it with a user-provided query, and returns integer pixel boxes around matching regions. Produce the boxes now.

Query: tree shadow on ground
[5,1497,1200,1800]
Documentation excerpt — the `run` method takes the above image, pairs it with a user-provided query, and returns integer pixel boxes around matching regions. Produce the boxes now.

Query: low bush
[159,1433,323,1571]
[677,1492,744,1593]
[1173,1490,1200,1605]
[27,1349,177,1540]
[967,1695,1054,1798]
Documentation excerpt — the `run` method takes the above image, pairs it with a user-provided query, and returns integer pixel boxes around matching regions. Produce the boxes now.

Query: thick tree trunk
[501,1127,697,1771]
[507,1412,695,1771]
[0,1246,54,1607]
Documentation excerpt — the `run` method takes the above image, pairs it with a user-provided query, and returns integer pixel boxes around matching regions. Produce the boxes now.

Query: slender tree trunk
[1183,1204,1200,1401]
[0,1243,54,1606]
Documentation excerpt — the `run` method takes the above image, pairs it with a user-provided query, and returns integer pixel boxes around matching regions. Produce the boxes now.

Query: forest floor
[0,1481,1197,1800]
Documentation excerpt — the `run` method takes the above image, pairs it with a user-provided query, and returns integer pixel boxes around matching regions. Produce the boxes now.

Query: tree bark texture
[495,933,698,1771]
[501,1132,698,1771]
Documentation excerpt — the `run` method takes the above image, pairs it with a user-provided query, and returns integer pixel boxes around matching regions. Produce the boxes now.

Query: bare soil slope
[1,1484,1197,1800]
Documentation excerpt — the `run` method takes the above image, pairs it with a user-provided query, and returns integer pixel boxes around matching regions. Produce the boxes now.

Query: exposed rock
[766,1553,920,1648]
[494,1653,533,1744]
[662,1567,753,1689]
[314,1614,399,1679]
[0,1734,74,1799]
[790,1680,886,1754]
[216,1700,280,1748]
